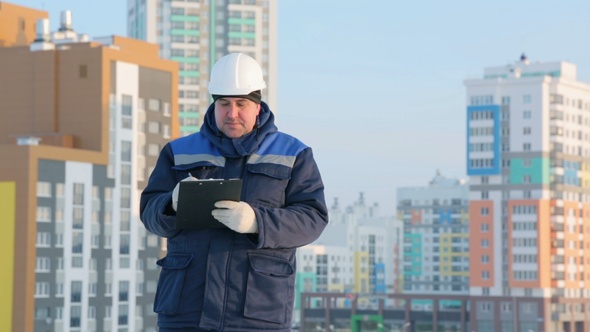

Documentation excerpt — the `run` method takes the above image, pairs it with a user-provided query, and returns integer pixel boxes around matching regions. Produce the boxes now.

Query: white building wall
[63,161,93,331]
[107,61,140,331]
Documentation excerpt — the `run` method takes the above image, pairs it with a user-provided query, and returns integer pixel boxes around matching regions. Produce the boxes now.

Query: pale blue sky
[11,0,590,216]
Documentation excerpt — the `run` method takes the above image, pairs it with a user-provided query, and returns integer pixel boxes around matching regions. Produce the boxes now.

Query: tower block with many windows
[0,3,178,331]
[465,55,590,332]
[128,0,277,136]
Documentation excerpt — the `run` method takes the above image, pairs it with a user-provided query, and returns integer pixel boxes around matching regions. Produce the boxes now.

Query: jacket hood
[200,101,278,158]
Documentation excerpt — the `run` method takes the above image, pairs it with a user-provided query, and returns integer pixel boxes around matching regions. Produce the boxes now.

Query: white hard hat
[208,53,266,96]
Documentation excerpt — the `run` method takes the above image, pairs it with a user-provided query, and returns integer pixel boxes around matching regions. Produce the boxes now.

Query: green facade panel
[510,157,549,184]
[228,32,256,39]
[171,15,200,22]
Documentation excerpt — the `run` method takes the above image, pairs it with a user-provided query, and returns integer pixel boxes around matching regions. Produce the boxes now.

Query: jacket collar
[200,101,278,158]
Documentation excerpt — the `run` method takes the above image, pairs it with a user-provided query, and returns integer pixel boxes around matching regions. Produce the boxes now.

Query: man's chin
[222,129,244,138]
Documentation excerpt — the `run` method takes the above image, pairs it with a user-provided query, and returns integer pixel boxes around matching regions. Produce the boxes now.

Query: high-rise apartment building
[0,4,177,331]
[465,55,590,332]
[397,172,470,308]
[128,0,277,136]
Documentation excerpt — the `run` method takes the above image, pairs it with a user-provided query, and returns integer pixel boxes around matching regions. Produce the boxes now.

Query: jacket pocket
[245,163,291,207]
[154,253,193,315]
[244,253,294,324]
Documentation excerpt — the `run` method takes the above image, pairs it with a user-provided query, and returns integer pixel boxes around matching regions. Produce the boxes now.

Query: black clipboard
[175,179,243,230]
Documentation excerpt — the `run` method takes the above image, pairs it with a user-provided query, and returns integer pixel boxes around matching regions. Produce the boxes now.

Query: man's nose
[227,104,239,117]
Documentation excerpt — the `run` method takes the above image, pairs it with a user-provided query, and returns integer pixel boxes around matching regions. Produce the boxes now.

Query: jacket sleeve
[252,147,328,249]
[139,143,180,238]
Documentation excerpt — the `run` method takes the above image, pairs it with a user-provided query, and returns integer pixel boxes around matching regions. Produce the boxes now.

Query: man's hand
[212,200,258,233]
[171,176,198,211]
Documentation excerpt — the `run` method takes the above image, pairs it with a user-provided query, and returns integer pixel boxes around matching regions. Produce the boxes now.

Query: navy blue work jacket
[140,104,328,331]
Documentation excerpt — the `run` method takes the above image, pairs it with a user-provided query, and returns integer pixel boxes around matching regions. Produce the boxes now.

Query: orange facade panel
[560,200,586,289]
[411,209,422,224]
[469,200,494,287]
[0,2,47,47]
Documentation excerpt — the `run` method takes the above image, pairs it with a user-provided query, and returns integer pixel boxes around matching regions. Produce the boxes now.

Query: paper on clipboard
[175,179,243,230]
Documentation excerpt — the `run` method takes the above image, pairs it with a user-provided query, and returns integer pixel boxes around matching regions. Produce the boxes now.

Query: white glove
[212,200,258,233]
[171,176,198,211]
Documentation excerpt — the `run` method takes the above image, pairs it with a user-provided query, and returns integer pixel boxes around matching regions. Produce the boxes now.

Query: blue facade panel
[373,263,386,293]
[466,104,501,176]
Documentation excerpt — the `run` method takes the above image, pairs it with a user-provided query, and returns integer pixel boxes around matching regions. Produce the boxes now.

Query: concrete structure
[397,172,470,309]
[465,54,590,332]
[0,4,177,332]
[128,0,277,136]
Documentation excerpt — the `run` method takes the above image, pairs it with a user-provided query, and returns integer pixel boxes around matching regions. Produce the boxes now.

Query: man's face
[214,97,261,138]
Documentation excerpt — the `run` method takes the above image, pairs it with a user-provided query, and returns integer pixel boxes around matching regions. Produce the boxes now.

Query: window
[523,143,531,151]
[470,95,494,105]
[481,239,489,248]
[55,282,64,296]
[148,121,160,134]
[121,94,133,129]
[148,98,160,111]
[523,95,532,104]
[73,183,84,205]
[35,257,51,272]
[70,305,81,327]
[120,188,131,208]
[481,223,489,232]
[37,182,52,197]
[523,127,531,135]
[163,102,171,116]
[35,282,50,297]
[36,232,51,247]
[163,124,171,139]
[148,144,160,156]
[36,206,52,222]
[119,304,129,325]
[72,232,83,254]
[88,306,96,319]
[72,206,83,229]
[119,141,131,162]
[523,110,531,119]
[71,281,82,302]
[79,65,87,78]
[120,164,131,185]
[481,207,489,215]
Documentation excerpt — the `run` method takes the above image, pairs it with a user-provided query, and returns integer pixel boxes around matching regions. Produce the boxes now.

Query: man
[140,53,328,331]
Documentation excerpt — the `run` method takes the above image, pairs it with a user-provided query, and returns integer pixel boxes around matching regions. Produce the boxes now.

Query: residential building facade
[128,0,277,136]
[293,195,403,325]
[465,54,590,332]
[0,4,177,332]
[397,172,470,310]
